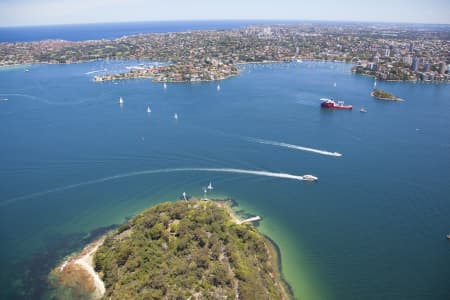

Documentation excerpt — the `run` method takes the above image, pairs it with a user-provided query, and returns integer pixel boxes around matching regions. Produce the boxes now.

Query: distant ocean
[2,20,448,43]
[0,20,297,42]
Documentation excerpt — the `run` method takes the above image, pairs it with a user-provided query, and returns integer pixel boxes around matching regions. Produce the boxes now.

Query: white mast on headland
[202,187,208,200]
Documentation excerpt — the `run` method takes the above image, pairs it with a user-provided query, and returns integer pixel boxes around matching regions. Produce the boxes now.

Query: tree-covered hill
[94,199,290,300]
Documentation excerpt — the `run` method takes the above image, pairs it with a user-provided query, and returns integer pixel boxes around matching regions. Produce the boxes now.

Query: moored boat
[320,98,352,110]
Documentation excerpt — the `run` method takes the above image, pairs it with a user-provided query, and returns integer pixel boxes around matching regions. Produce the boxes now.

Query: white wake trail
[0,167,306,207]
[247,137,342,157]
[85,69,107,75]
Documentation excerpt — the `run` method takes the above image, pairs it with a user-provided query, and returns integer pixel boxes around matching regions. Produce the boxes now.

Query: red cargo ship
[320,98,352,110]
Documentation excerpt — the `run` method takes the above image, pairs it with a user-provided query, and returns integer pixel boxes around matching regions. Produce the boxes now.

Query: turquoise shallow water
[0,60,449,299]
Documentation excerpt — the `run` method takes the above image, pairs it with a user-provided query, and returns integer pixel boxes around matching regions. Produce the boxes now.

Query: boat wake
[246,137,342,157]
[125,66,145,70]
[0,167,308,207]
[85,69,107,75]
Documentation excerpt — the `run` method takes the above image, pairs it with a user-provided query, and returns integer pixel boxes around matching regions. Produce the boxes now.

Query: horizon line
[1,18,450,29]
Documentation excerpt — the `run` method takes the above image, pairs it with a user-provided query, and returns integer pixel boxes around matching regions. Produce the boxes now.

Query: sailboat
[147,105,151,113]
[333,82,337,87]
[119,96,124,104]
[217,84,221,91]
[207,182,213,190]
[373,79,377,88]
[174,113,178,120]
[163,83,167,89]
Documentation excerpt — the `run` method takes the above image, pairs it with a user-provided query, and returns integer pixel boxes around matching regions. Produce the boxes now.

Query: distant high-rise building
[411,57,418,71]
[409,42,414,53]
[423,63,430,72]
[368,63,378,71]
[384,48,390,57]
[403,55,413,66]
[438,62,446,74]
[263,27,272,36]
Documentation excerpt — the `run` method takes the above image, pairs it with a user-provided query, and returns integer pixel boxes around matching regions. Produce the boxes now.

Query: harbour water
[0,59,449,299]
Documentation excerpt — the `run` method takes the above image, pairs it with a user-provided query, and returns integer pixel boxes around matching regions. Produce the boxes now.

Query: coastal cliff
[51,199,291,300]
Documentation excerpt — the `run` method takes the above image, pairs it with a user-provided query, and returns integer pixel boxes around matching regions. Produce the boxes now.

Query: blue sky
[0,0,449,26]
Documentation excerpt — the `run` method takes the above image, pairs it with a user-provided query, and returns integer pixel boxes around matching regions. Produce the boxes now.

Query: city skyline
[0,0,449,27]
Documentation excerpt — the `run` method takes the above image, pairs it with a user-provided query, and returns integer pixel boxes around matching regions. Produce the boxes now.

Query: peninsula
[50,198,291,299]
[1,23,448,83]
[93,62,239,83]
[371,89,403,101]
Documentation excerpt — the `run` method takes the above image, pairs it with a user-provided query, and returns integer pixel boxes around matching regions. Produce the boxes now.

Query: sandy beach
[52,237,106,299]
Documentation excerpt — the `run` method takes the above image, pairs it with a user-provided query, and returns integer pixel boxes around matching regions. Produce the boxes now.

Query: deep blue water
[0,60,449,300]
[0,20,296,42]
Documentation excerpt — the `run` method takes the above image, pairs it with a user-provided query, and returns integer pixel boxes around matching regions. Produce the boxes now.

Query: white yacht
[217,84,221,91]
[174,113,178,120]
[207,182,213,190]
[147,105,151,113]
[163,83,167,89]
[119,96,124,104]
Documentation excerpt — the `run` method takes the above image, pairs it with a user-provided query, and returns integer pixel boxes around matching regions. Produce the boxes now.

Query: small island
[371,89,403,101]
[50,198,292,299]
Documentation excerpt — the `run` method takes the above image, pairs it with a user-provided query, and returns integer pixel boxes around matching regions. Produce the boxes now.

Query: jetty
[238,216,261,224]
